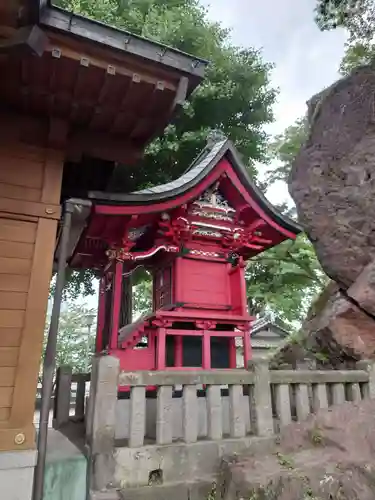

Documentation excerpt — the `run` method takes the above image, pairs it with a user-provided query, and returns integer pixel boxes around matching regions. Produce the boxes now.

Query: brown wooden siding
[0,329,22,348]
[0,113,63,450]
[0,217,35,421]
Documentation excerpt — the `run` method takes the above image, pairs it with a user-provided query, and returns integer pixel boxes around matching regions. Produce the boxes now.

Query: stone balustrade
[81,356,375,492]
[52,367,91,428]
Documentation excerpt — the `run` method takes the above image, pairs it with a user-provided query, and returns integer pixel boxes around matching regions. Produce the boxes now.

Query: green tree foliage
[132,277,152,319]
[248,115,328,324]
[315,0,374,38]
[266,117,307,185]
[43,302,96,374]
[315,0,375,73]
[246,236,328,323]
[55,0,276,188]
[49,269,97,300]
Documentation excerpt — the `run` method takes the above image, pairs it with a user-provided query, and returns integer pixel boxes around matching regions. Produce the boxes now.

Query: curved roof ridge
[132,138,228,196]
[88,138,302,236]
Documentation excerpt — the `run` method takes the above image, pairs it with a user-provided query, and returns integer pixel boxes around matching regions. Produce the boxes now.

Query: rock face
[271,280,375,367]
[217,399,375,500]
[303,282,375,363]
[289,66,375,290]
[347,260,375,316]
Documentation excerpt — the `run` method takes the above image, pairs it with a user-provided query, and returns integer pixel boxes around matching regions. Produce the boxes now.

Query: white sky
[200,0,348,204]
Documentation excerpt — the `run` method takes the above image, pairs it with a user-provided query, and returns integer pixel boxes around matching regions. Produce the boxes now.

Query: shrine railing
[85,356,375,448]
[52,367,91,428]
[83,356,375,491]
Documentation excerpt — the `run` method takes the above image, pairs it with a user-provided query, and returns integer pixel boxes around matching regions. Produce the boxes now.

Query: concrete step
[119,477,216,500]
[89,490,120,500]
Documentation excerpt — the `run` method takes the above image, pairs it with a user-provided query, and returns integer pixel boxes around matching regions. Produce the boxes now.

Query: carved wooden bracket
[195,320,217,330]
[151,318,173,328]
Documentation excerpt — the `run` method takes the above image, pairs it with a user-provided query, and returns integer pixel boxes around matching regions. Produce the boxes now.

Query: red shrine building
[62,137,301,374]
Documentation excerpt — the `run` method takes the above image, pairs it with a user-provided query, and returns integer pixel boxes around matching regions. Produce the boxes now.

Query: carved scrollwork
[222,226,272,252]
[158,216,191,245]
[195,320,217,330]
[151,318,174,328]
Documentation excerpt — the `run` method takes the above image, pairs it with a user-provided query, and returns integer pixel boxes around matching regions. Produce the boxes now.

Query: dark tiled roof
[89,138,302,236]
[133,140,227,195]
[251,316,290,337]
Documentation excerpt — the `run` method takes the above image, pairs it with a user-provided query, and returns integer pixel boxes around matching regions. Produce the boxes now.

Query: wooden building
[236,315,291,365]
[0,0,207,463]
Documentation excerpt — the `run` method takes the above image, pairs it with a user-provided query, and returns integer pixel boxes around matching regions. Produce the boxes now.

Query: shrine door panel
[178,259,229,308]
[210,337,230,369]
[182,336,202,367]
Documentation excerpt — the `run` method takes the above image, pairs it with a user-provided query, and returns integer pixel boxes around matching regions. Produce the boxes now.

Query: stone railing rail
[83,356,375,492]
[86,356,375,447]
[52,367,91,428]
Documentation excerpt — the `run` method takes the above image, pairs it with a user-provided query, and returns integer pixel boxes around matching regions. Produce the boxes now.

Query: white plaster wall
[0,449,37,500]
[116,395,252,440]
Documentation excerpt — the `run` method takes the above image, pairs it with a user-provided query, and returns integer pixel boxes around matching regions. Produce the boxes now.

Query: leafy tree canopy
[266,117,307,186]
[315,0,375,73]
[42,302,97,375]
[246,235,328,324]
[315,0,374,39]
[55,0,276,188]
[253,115,327,324]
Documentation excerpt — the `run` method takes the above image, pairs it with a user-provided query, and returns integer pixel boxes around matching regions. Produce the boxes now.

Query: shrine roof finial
[206,129,227,149]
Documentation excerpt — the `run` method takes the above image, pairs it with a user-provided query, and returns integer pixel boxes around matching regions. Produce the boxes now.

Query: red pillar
[110,261,122,350]
[202,331,211,369]
[243,330,251,369]
[156,328,166,370]
[175,336,183,368]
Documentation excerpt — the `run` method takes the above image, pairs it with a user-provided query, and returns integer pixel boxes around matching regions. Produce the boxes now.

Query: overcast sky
[201,0,347,136]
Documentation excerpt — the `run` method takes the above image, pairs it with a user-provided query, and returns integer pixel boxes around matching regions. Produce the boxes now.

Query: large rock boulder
[347,259,375,316]
[289,65,375,290]
[271,279,375,367]
[217,399,375,500]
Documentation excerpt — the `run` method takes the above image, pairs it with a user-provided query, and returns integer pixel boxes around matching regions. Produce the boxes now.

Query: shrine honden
[61,138,301,376]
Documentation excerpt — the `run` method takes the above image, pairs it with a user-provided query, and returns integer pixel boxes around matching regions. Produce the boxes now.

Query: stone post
[247,360,274,437]
[182,385,198,443]
[74,374,86,421]
[128,386,146,448]
[53,365,72,429]
[156,385,173,445]
[86,355,119,492]
[356,360,375,399]
[206,385,223,440]
[229,385,246,438]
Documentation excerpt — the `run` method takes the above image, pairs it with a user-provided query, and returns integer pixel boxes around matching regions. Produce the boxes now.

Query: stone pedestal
[0,449,37,500]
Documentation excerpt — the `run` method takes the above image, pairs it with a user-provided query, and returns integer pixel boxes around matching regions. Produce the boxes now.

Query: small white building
[236,315,290,366]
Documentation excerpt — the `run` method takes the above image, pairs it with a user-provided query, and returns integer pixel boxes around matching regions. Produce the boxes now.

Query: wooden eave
[0,1,208,163]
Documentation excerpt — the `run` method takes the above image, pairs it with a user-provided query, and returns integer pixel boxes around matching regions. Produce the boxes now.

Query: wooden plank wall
[0,112,63,450]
